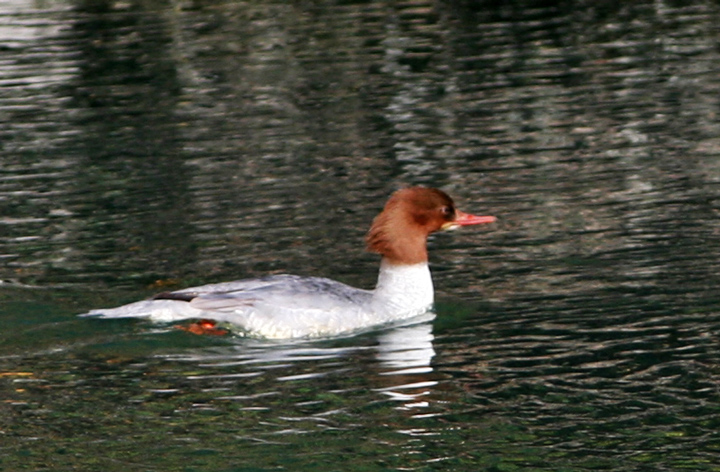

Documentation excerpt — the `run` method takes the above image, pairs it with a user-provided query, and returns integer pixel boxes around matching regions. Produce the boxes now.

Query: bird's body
[82,187,495,339]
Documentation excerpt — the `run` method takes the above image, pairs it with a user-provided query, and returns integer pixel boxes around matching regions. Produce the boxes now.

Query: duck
[82,187,495,338]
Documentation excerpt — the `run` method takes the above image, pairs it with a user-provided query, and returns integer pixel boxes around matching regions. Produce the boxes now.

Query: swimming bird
[82,187,495,338]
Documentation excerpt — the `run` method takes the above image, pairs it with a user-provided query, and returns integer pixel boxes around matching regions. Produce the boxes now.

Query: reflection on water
[161,316,437,411]
[377,317,435,375]
[3,0,720,470]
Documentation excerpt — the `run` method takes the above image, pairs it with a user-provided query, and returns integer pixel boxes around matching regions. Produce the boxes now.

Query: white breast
[371,259,434,316]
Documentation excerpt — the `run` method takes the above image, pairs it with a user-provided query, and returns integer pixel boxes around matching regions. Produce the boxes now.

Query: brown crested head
[365,187,493,265]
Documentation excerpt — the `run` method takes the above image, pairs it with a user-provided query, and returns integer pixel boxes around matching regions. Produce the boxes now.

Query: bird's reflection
[373,314,437,409]
[158,314,438,410]
[376,314,436,375]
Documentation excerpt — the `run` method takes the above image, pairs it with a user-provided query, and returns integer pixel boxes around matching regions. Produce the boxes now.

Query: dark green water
[3,0,720,470]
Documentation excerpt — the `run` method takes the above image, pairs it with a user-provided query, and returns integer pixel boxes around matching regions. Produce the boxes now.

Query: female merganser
[82,187,495,338]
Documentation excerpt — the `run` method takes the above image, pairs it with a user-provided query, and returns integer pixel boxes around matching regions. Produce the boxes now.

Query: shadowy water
[2,0,720,470]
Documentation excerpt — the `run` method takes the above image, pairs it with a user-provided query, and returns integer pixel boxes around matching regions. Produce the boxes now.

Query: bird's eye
[440,206,454,219]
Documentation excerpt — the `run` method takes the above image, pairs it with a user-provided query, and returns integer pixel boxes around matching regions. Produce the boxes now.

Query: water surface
[2,0,720,470]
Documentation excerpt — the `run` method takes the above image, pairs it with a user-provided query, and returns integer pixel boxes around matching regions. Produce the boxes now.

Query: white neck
[372,258,434,315]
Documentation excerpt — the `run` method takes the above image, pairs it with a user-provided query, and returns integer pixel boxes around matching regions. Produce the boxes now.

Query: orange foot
[175,319,229,336]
